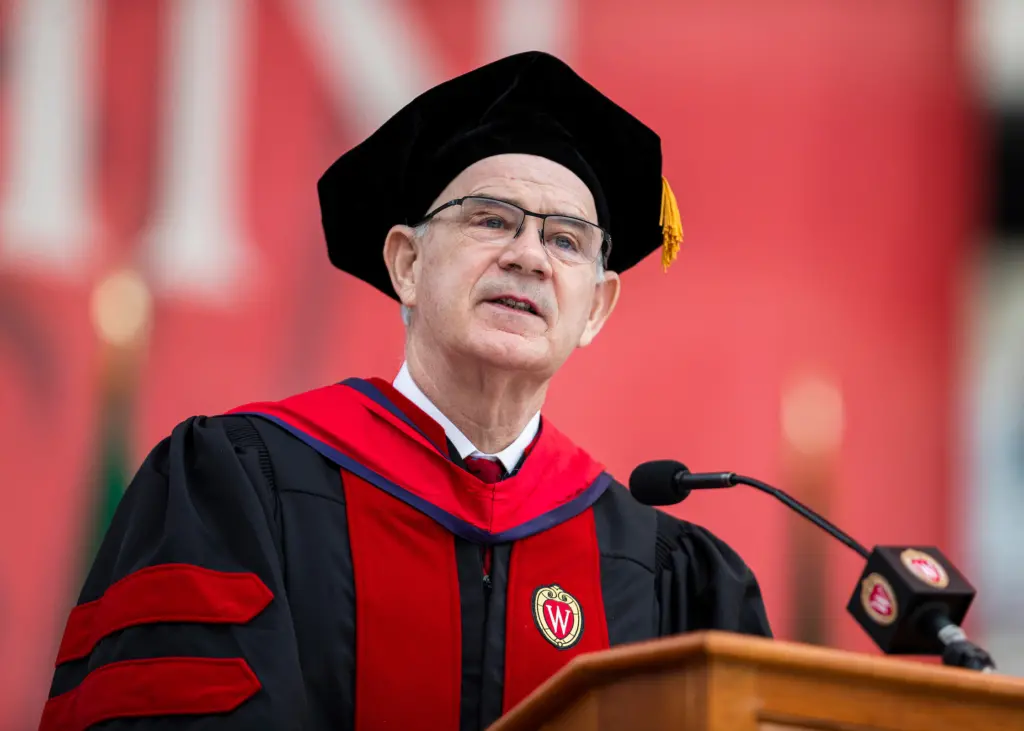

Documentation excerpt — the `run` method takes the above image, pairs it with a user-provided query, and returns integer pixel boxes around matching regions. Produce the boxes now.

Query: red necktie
[463,456,503,576]
[463,456,505,484]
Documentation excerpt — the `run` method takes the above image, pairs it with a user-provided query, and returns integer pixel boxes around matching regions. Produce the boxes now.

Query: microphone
[629,461,870,557]
[628,459,996,672]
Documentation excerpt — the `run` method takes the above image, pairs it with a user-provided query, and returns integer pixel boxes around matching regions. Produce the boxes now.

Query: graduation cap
[317,51,682,300]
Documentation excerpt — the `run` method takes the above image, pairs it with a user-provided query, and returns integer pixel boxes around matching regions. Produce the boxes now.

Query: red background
[0,0,977,726]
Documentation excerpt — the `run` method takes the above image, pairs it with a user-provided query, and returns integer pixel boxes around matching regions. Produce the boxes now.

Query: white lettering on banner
[141,0,251,302]
[483,0,572,62]
[288,0,442,136]
[0,0,97,273]
[546,604,571,636]
[0,0,574,290]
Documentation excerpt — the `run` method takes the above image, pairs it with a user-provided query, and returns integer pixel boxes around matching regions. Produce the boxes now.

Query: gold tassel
[659,176,683,272]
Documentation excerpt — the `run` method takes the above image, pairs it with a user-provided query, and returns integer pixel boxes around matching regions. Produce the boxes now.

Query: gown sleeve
[654,511,773,638]
[41,416,306,731]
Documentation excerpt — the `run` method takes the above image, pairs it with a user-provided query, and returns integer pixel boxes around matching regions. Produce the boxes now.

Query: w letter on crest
[532,584,584,650]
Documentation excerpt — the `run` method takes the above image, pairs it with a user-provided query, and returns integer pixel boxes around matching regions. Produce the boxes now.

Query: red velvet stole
[230,378,611,542]
[231,378,613,728]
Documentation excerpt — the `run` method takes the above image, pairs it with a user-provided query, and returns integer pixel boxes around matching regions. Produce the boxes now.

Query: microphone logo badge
[860,573,898,625]
[900,548,950,588]
[532,584,584,650]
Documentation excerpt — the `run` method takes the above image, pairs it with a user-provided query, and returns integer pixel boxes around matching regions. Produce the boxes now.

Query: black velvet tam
[317,51,671,300]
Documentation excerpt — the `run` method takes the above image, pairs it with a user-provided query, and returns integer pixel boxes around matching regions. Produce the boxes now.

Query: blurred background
[0,0,1021,727]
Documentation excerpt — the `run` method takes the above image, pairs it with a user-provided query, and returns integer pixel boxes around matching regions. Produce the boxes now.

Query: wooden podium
[488,631,1024,731]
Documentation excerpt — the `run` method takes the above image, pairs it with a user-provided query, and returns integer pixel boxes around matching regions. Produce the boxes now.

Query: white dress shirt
[393,362,541,473]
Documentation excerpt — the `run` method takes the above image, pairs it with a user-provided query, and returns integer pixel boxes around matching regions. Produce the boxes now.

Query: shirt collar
[392,362,541,473]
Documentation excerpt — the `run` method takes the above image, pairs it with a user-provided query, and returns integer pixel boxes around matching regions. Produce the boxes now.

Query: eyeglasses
[417,196,612,267]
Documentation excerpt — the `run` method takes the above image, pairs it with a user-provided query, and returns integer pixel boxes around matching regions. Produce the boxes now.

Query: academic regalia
[43,378,769,731]
[42,52,771,730]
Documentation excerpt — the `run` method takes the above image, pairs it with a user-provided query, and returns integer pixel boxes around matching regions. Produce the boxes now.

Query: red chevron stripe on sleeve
[56,564,273,666]
[40,657,262,731]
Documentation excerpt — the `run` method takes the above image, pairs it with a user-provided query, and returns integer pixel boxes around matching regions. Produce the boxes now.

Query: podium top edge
[488,631,1024,731]
[574,631,1024,696]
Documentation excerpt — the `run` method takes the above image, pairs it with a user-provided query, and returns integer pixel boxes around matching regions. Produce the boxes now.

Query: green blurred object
[83,379,133,570]
[91,408,129,559]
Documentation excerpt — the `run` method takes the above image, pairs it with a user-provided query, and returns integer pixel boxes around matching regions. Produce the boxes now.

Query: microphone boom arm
[678,469,871,559]
[652,461,996,672]
[732,475,871,560]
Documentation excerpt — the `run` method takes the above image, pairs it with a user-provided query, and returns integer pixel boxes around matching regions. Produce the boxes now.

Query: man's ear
[578,271,621,348]
[383,225,420,307]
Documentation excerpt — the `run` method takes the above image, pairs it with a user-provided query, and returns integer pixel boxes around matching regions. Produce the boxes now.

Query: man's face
[384,154,620,377]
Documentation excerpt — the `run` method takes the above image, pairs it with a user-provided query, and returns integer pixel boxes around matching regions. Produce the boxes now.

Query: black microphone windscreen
[628,460,689,506]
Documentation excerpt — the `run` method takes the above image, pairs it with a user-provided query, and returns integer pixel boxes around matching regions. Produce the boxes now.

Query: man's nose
[498,217,552,277]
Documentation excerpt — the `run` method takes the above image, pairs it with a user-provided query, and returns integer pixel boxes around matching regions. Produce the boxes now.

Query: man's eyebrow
[469,191,527,208]
[468,189,592,221]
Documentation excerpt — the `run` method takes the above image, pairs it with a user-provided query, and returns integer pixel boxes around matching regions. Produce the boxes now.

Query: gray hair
[399,225,607,326]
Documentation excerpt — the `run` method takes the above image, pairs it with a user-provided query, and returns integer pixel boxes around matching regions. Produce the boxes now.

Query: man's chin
[461,330,551,372]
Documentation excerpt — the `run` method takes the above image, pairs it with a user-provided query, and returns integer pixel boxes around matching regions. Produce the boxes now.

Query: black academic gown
[43,382,771,731]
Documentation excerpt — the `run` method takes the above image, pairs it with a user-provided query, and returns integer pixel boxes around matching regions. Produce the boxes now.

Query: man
[42,52,770,731]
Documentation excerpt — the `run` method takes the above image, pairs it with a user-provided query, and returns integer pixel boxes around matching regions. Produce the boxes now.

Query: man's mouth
[487,296,540,317]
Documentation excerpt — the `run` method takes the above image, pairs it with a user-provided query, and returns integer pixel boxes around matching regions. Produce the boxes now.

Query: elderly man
[42,53,770,731]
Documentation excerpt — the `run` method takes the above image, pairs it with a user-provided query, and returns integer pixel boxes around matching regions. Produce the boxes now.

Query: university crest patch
[860,573,898,626]
[532,584,584,650]
[900,548,950,589]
